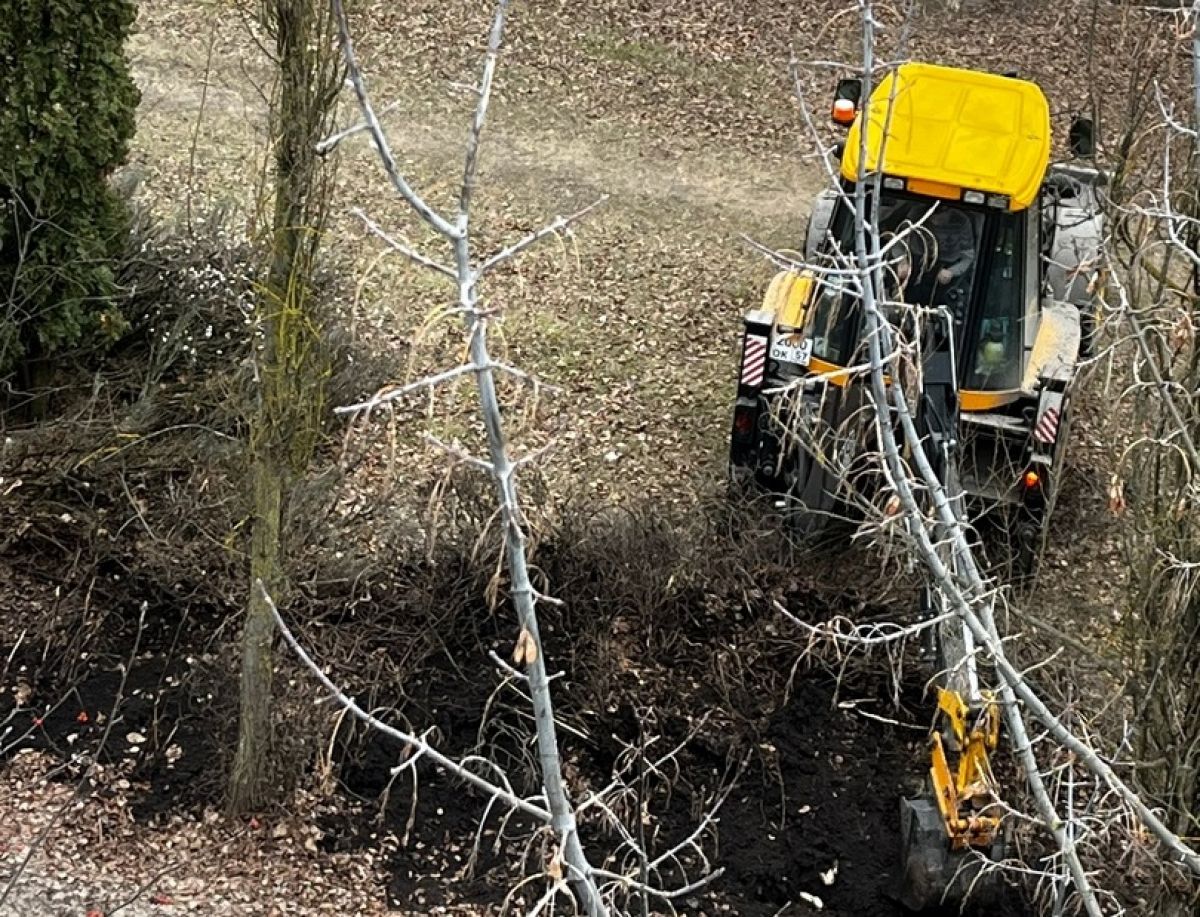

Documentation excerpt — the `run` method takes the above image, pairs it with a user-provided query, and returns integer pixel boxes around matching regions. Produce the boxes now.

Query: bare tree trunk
[229,456,284,812]
[455,229,607,916]
[228,0,340,814]
[836,3,1200,910]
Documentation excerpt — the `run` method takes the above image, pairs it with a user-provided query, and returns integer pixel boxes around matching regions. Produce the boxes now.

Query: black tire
[783,444,834,537]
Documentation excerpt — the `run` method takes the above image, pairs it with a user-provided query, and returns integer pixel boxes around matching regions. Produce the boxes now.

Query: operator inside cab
[876,195,1019,389]
[808,192,1025,393]
[880,199,980,309]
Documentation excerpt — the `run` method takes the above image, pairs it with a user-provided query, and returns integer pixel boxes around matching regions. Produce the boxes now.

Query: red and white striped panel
[741,335,768,388]
[1033,406,1061,445]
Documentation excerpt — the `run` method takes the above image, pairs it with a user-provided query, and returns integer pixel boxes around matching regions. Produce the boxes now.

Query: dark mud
[0,637,234,818]
[1,549,1027,916]
[319,656,1026,916]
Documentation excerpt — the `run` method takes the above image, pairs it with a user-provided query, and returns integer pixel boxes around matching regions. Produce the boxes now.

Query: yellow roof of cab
[840,63,1051,211]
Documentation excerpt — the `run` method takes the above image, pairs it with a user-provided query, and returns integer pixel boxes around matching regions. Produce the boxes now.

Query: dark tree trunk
[227,0,340,815]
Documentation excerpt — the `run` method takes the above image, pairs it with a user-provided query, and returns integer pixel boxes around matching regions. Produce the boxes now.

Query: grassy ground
[125,0,1158,514]
[128,0,823,514]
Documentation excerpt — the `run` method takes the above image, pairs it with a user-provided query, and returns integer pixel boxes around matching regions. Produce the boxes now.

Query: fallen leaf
[820,859,838,886]
[798,891,824,909]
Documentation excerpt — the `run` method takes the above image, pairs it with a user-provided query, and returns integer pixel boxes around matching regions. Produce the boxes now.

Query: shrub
[0,0,140,373]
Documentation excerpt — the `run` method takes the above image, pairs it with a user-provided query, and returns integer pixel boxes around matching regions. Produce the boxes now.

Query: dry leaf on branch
[547,848,564,880]
[1108,475,1126,516]
[512,627,538,666]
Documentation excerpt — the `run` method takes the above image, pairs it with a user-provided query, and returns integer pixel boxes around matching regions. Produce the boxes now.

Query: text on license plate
[769,337,812,366]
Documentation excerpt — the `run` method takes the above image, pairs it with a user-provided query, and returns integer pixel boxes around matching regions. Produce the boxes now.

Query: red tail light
[734,406,755,437]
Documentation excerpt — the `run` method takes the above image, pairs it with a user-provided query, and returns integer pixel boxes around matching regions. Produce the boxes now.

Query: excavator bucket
[900,689,1005,910]
[899,795,1004,910]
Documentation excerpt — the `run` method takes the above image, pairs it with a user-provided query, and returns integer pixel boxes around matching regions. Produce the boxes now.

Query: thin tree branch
[329,0,459,239]
[261,581,552,823]
[316,100,402,154]
[459,0,511,220]
[335,363,477,415]
[476,196,609,277]
[352,208,457,278]
[423,433,496,473]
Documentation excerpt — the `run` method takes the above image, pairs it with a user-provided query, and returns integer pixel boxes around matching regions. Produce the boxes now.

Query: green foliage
[0,0,140,372]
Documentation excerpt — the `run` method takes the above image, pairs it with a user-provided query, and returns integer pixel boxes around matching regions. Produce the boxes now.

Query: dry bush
[0,211,384,805]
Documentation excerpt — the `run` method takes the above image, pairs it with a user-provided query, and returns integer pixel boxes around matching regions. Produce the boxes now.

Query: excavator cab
[730,63,1101,558]
[729,63,1104,910]
[804,189,1023,385]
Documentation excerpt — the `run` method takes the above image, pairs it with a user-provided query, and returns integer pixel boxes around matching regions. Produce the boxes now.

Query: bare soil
[1,571,1023,916]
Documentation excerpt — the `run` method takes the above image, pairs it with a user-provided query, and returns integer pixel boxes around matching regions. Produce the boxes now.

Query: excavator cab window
[808,280,854,363]
[807,192,986,352]
[806,201,858,364]
[804,190,1026,391]
[966,214,1024,390]
[881,197,983,315]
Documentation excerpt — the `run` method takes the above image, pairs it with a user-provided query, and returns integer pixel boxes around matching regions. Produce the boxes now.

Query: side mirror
[832,77,862,125]
[1069,117,1095,158]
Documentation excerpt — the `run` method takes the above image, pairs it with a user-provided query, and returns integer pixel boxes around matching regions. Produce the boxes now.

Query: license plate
[770,336,812,366]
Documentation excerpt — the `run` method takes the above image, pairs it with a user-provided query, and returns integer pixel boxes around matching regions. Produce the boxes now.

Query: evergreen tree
[0,0,140,373]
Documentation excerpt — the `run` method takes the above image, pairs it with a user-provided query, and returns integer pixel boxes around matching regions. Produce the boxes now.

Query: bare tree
[1101,5,1200,912]
[265,2,734,914]
[323,2,606,906]
[229,0,342,814]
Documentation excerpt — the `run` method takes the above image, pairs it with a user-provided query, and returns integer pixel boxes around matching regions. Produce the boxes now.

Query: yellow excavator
[728,63,1104,908]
